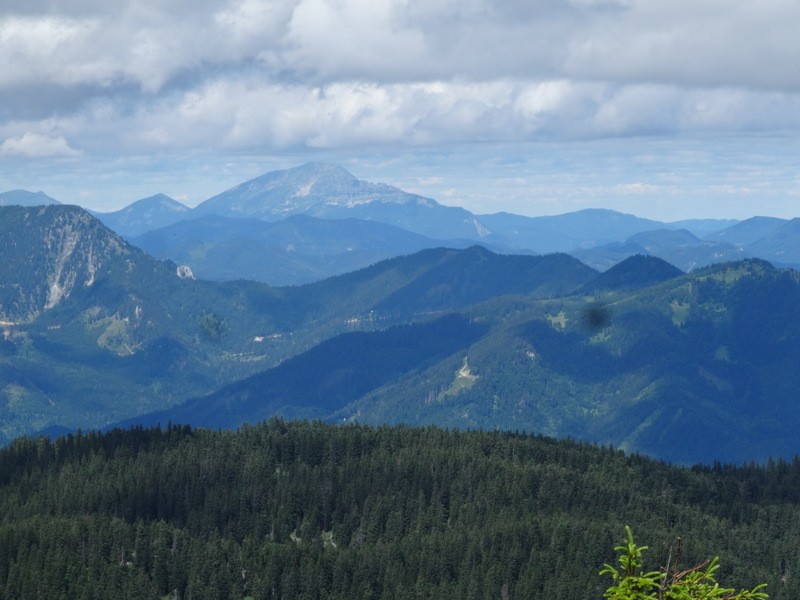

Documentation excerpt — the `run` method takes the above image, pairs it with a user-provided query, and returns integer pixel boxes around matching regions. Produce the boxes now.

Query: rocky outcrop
[0,205,129,321]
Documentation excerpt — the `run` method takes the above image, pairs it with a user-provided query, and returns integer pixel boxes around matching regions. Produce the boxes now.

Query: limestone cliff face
[0,205,130,321]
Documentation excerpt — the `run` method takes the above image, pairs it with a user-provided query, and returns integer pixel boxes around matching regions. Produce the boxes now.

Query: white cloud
[0,15,104,87]
[0,132,81,157]
[4,0,800,94]
[4,0,800,220]
[20,73,800,159]
[284,0,430,80]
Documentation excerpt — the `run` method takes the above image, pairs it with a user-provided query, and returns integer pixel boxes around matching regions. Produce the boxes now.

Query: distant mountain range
[5,162,800,283]
[6,204,800,463]
[88,193,190,237]
[569,228,748,271]
[132,214,501,285]
[0,190,61,207]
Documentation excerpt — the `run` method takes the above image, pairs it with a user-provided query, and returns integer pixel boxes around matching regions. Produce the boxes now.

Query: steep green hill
[579,254,683,294]
[428,261,800,461]
[0,206,285,440]
[348,259,800,463]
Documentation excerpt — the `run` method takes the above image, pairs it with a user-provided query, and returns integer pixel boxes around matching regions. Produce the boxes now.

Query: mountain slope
[0,190,60,207]
[132,214,496,285]
[746,218,800,266]
[705,216,788,246]
[120,314,487,429]
[572,229,748,271]
[0,205,132,322]
[667,217,738,237]
[579,254,683,294]
[373,246,594,316]
[478,209,666,252]
[1,209,595,442]
[133,258,800,464]
[354,258,800,464]
[92,193,190,237]
[0,205,282,440]
[192,162,491,240]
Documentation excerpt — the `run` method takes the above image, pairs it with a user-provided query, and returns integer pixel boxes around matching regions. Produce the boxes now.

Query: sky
[1,0,800,220]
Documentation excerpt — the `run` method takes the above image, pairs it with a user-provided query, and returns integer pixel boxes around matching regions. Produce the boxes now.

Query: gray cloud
[3,1,799,89]
[3,1,800,144]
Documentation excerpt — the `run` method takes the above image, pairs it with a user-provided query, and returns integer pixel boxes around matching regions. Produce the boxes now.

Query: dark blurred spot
[583,304,611,331]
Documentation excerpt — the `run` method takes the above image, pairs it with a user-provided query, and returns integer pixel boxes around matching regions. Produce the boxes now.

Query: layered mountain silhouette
[122,253,800,464]
[5,170,800,464]
[0,205,592,444]
[192,162,491,241]
[570,229,748,272]
[132,214,497,285]
[8,163,800,284]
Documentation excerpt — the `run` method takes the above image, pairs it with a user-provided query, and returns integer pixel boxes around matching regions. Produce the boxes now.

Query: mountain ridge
[91,193,190,237]
[0,189,61,207]
[191,162,493,241]
[1,205,597,444]
[17,164,800,284]
[131,213,510,285]
[115,252,800,464]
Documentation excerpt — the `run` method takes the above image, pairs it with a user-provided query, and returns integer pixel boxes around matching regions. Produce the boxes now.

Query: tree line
[2,420,800,599]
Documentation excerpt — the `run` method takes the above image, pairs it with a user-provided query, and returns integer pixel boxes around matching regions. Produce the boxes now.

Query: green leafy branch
[601,526,768,600]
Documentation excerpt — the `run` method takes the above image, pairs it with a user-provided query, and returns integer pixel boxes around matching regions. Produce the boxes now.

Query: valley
[3,177,800,465]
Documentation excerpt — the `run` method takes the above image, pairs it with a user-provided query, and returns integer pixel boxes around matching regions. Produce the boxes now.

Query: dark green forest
[2,420,800,599]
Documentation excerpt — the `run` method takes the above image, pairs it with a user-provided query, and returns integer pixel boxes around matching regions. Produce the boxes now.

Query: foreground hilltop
[0,420,796,599]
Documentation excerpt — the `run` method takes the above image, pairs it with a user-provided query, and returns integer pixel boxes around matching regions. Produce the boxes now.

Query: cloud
[4,1,800,93]
[613,182,660,195]
[44,74,800,156]
[0,132,81,157]
[562,1,800,91]
[0,15,102,87]
[3,0,800,222]
[284,0,430,81]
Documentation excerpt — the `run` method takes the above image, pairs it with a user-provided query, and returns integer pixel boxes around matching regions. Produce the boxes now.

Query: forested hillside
[0,204,595,443]
[135,256,800,464]
[2,420,800,599]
